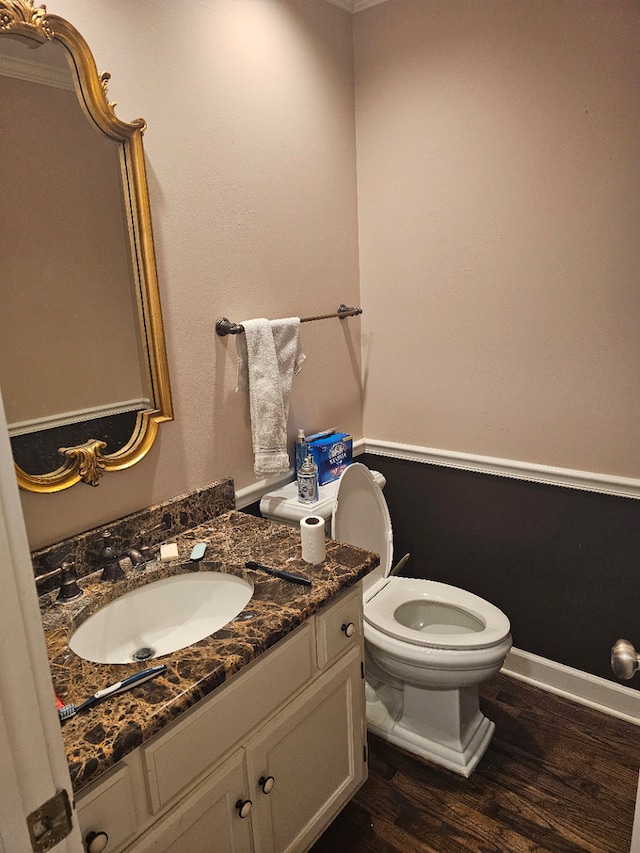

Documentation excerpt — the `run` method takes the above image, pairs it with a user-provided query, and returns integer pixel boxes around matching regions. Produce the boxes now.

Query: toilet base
[365,681,495,777]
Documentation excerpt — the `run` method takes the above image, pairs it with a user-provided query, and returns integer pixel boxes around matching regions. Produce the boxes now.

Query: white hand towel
[236,317,305,476]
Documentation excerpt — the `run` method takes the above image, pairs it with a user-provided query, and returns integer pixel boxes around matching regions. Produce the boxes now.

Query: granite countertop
[40,510,378,794]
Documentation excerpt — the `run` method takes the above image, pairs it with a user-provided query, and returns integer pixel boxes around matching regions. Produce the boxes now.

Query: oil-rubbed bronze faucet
[36,561,83,602]
[126,514,172,567]
[126,547,148,567]
[57,561,83,601]
[101,531,125,583]
[126,542,158,567]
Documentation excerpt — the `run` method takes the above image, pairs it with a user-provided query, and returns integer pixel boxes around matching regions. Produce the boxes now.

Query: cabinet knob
[235,799,253,819]
[85,831,109,853]
[259,775,275,794]
[341,622,356,638]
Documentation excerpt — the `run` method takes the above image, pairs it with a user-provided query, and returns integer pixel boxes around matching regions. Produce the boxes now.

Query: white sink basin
[68,572,254,664]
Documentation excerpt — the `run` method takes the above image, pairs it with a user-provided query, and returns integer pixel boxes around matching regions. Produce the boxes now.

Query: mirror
[0,0,173,492]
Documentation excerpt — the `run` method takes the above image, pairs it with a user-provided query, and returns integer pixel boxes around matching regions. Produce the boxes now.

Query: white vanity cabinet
[246,649,363,853]
[75,764,137,852]
[76,583,366,853]
[127,750,253,853]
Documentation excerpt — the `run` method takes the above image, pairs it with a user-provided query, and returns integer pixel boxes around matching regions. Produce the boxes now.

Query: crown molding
[324,0,389,12]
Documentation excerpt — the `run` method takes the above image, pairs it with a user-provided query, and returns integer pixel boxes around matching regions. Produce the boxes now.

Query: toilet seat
[331,463,510,651]
[364,577,511,651]
[331,463,394,579]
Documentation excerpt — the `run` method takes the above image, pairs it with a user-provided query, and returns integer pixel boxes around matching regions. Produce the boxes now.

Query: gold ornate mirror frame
[0,0,173,492]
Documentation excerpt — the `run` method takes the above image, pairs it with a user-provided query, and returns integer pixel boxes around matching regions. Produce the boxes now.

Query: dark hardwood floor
[311,673,640,853]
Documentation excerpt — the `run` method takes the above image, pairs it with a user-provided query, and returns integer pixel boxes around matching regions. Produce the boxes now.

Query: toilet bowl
[330,463,512,777]
[364,578,511,689]
[260,461,512,777]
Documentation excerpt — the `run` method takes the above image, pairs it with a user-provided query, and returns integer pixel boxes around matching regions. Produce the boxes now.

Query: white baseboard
[364,438,640,499]
[503,647,640,724]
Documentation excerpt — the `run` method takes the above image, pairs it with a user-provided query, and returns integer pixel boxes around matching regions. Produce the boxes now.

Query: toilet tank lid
[331,463,393,576]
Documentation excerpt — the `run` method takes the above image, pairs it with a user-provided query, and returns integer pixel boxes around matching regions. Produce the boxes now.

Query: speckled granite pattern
[33,479,235,592]
[40,510,378,794]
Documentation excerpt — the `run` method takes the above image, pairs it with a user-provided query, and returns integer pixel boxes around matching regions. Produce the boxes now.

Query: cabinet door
[246,648,366,853]
[315,584,363,669]
[143,622,314,814]
[128,750,253,853]
[77,764,136,853]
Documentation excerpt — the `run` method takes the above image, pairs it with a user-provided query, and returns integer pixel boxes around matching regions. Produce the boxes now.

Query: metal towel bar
[215,304,362,336]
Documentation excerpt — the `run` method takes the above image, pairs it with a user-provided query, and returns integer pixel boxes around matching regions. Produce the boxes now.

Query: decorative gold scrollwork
[59,440,108,487]
[0,0,54,39]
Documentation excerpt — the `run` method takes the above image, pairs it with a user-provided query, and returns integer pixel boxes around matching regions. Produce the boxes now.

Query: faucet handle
[102,530,116,556]
[101,532,125,583]
[57,561,83,602]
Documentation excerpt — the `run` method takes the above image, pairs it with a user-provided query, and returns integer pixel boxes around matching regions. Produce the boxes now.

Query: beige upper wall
[9,0,640,548]
[16,0,361,548]
[355,0,640,478]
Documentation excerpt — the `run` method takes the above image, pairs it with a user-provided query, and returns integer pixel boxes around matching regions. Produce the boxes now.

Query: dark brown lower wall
[360,452,640,688]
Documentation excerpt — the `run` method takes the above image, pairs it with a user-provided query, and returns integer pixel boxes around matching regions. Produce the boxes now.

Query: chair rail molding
[364,439,640,500]
[235,437,640,508]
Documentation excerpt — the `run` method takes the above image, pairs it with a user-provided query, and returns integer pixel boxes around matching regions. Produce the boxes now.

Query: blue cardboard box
[308,432,352,485]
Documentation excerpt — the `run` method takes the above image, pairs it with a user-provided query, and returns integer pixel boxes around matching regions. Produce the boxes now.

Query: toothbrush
[58,664,166,721]
[245,560,312,587]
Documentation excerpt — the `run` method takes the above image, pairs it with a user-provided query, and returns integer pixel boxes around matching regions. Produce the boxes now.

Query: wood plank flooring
[311,673,640,853]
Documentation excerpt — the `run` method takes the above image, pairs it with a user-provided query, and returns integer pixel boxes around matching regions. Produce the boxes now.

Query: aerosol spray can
[297,454,319,504]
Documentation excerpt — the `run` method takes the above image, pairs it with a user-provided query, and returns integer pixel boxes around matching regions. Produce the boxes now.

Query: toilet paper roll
[300,516,326,565]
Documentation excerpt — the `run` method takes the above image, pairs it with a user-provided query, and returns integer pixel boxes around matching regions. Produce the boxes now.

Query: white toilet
[261,462,512,777]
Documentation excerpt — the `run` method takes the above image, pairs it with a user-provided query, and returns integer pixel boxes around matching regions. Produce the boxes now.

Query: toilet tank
[260,469,386,533]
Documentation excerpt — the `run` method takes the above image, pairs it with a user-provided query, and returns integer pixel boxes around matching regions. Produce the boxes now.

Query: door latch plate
[27,789,73,852]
